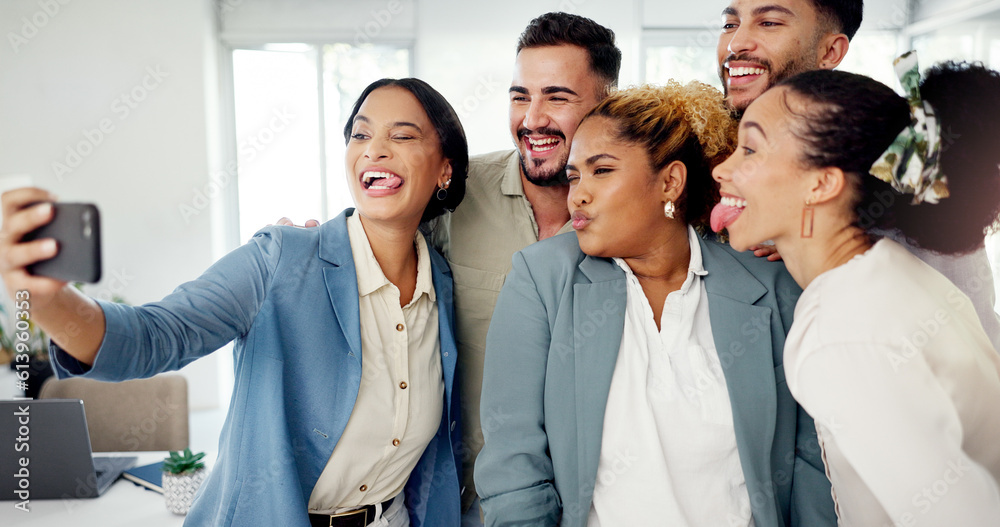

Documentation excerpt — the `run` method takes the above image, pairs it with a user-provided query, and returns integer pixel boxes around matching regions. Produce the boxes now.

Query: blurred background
[1,0,998,444]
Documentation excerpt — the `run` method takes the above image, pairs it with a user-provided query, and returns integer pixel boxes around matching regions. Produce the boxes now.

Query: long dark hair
[777,63,1000,254]
[343,78,469,223]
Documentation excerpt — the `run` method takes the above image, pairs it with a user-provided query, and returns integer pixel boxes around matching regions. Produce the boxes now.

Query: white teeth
[728,67,766,77]
[363,171,394,185]
[722,196,747,208]
[527,137,559,151]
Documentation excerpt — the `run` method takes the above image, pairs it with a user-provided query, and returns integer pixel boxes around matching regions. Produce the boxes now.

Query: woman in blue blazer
[475,83,836,526]
[0,79,466,527]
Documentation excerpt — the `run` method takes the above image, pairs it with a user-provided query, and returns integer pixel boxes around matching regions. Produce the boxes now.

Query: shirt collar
[613,225,708,294]
[346,212,435,303]
[500,150,525,197]
[680,225,708,294]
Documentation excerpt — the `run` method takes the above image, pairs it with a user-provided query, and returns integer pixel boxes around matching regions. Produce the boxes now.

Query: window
[231,43,410,242]
[643,30,723,88]
[838,32,902,89]
[643,30,903,91]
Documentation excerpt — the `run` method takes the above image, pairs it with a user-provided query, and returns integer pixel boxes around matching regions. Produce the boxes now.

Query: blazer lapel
[573,255,627,503]
[701,240,780,526]
[429,249,456,406]
[319,209,362,364]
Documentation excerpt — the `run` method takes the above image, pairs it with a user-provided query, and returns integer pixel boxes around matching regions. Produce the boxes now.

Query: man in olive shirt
[423,12,622,521]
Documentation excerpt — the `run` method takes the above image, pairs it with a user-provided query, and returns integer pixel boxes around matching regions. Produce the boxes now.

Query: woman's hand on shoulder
[0,187,69,305]
[271,217,320,228]
[750,243,783,262]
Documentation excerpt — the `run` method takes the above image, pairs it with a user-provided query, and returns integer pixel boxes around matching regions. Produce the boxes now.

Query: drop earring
[436,178,451,200]
[664,201,676,219]
[801,199,814,238]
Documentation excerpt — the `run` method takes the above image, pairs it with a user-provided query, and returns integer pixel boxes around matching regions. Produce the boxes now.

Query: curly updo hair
[343,78,469,224]
[777,63,1000,255]
[581,81,738,229]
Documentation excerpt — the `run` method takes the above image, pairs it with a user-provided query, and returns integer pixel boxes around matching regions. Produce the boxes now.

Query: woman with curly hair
[712,56,1000,524]
[475,82,837,527]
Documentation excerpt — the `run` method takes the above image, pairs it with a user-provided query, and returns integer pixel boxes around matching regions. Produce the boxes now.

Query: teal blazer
[475,232,835,527]
[52,210,462,527]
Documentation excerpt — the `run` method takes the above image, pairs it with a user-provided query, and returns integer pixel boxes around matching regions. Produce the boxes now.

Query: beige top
[785,239,1000,526]
[308,211,443,514]
[426,149,572,508]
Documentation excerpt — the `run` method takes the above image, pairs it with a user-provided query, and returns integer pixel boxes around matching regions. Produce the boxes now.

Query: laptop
[0,399,137,500]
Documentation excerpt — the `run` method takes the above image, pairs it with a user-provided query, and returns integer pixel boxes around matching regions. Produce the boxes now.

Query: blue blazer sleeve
[51,227,282,380]
[476,251,561,526]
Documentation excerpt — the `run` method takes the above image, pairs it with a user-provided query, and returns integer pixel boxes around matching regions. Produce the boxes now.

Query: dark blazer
[475,232,835,527]
[52,209,462,526]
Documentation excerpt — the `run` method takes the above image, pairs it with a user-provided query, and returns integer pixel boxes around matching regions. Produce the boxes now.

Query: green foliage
[162,448,206,475]
[0,283,129,361]
[0,303,48,360]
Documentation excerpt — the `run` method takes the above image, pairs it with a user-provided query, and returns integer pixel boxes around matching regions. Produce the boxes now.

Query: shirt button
[399,381,408,389]
[392,438,401,447]
[359,484,367,492]
[396,323,404,331]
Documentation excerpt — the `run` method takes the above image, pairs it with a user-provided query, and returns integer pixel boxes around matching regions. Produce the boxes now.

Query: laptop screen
[0,399,116,500]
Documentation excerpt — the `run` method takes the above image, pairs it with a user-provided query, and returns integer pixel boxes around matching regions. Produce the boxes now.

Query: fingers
[270,217,320,228]
[0,238,57,273]
[3,201,55,242]
[748,244,783,262]
[2,187,55,226]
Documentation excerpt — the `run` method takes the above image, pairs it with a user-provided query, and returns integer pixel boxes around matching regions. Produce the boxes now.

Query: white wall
[0,0,224,410]
[642,0,911,31]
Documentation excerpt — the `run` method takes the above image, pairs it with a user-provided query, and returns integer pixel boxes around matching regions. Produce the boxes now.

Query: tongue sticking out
[710,202,743,233]
[369,175,403,190]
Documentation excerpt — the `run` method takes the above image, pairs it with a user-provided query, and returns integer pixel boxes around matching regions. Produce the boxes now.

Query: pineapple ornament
[162,448,208,515]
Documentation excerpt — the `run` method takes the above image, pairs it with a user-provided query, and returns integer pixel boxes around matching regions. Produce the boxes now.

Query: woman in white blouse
[712,57,1000,525]
[477,82,837,527]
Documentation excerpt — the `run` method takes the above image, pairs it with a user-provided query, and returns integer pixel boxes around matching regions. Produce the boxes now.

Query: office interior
[1,0,1000,455]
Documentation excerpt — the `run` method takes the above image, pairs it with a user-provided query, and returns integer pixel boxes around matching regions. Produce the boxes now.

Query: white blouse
[588,226,753,527]
[307,211,443,514]
[785,239,1000,526]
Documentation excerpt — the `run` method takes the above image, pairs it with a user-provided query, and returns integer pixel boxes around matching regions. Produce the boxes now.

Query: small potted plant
[1,303,53,398]
[162,448,208,515]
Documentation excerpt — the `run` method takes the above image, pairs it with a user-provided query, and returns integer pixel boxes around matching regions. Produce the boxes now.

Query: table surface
[0,453,191,526]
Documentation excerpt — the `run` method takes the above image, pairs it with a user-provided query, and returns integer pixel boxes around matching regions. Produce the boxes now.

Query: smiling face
[717,0,826,114]
[711,87,814,250]
[345,86,451,226]
[567,116,679,258]
[510,44,606,187]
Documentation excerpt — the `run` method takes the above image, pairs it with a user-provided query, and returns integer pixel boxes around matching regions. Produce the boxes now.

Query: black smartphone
[22,203,102,283]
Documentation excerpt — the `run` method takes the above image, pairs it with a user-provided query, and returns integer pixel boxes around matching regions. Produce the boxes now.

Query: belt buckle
[329,507,368,527]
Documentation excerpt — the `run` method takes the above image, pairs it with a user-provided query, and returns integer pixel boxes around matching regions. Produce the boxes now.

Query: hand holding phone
[21,203,102,283]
